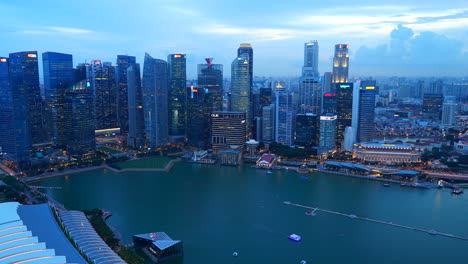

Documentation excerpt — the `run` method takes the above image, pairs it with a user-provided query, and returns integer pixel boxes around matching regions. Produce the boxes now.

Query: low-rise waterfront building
[219,149,242,166]
[256,153,278,168]
[352,142,421,163]
[133,232,183,263]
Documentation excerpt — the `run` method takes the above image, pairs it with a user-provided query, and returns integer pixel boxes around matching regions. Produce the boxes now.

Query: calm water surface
[36,162,468,264]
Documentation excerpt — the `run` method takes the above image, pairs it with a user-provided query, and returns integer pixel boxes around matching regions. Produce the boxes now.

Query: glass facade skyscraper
[231,53,251,136]
[143,53,169,148]
[168,54,187,142]
[332,44,349,83]
[336,83,354,147]
[295,113,319,147]
[42,52,74,148]
[9,51,45,145]
[423,93,443,120]
[319,113,337,157]
[197,58,223,112]
[299,41,321,114]
[357,80,377,143]
[127,64,146,148]
[211,112,246,152]
[275,85,294,146]
[186,86,210,149]
[116,55,137,134]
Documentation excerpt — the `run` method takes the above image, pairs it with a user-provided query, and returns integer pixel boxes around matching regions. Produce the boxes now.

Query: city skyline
[0,1,467,78]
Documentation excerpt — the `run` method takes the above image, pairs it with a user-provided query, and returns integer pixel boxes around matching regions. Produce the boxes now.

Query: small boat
[232,252,238,257]
[288,234,302,241]
[300,260,307,264]
[400,183,407,187]
[383,184,390,187]
[452,189,463,194]
[305,211,316,216]
[266,170,272,174]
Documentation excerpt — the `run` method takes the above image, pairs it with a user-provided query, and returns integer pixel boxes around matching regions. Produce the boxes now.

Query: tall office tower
[323,72,334,93]
[231,53,251,137]
[299,41,321,114]
[332,44,349,83]
[423,93,443,120]
[74,63,88,83]
[127,64,145,148]
[259,87,272,109]
[167,54,187,143]
[343,126,355,152]
[414,80,425,99]
[295,113,319,147]
[42,52,74,148]
[441,96,457,126]
[142,53,169,148]
[197,58,223,112]
[0,57,30,169]
[261,104,275,143]
[211,111,246,152]
[275,85,294,146]
[429,79,443,94]
[322,92,337,114]
[116,55,137,134]
[446,82,468,101]
[237,43,253,89]
[357,80,377,143]
[319,113,337,157]
[186,86,210,149]
[65,79,95,156]
[87,60,118,130]
[336,83,354,147]
[9,51,45,144]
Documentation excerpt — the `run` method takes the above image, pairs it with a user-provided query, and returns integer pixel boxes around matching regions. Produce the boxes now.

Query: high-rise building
[127,64,145,148]
[142,53,169,148]
[343,126,355,152]
[197,58,223,112]
[42,52,74,148]
[116,55,137,134]
[423,93,443,120]
[237,43,253,89]
[65,79,95,156]
[322,92,337,114]
[336,83,354,147]
[0,57,30,169]
[167,54,187,143]
[87,60,118,130]
[332,44,349,83]
[429,79,443,94]
[9,51,45,144]
[231,53,251,136]
[299,41,321,114]
[186,86,210,149]
[295,113,319,147]
[275,85,294,146]
[319,113,337,157]
[261,104,275,143]
[357,80,377,143]
[441,96,457,126]
[322,72,334,93]
[211,111,246,152]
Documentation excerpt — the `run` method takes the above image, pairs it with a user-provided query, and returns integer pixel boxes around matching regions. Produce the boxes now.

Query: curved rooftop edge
[0,202,87,264]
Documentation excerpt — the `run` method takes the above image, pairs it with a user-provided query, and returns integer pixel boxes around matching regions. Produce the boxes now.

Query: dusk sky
[1,0,467,78]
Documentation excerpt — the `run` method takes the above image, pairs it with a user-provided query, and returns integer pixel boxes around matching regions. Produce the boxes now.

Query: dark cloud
[353,24,467,76]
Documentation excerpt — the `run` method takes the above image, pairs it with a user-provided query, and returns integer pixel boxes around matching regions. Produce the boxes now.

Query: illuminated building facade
[357,80,377,142]
[322,92,337,114]
[168,54,187,142]
[336,83,354,147]
[127,64,146,148]
[261,104,275,143]
[186,86,210,149]
[275,85,294,146]
[332,44,349,83]
[116,55,137,134]
[352,143,421,163]
[237,43,253,91]
[143,53,169,148]
[322,72,334,93]
[42,52,74,148]
[211,112,246,152]
[197,58,223,112]
[295,113,319,147]
[441,96,457,126]
[231,53,251,136]
[299,41,321,114]
[319,114,337,157]
[422,93,443,120]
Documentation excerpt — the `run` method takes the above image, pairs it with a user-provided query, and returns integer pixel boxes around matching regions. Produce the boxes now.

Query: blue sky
[0,0,467,78]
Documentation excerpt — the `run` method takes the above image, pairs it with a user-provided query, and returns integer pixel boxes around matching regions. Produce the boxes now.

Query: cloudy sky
[0,0,467,78]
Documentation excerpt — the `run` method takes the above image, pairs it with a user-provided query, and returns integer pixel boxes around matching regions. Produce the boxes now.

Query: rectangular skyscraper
[357,80,377,143]
[186,86,211,149]
[211,112,246,152]
[422,93,443,120]
[275,84,294,146]
[231,53,251,137]
[261,104,275,144]
[197,58,223,112]
[168,54,187,143]
[42,52,74,148]
[295,113,319,147]
[143,53,169,148]
[116,55,137,134]
[299,41,321,114]
[0,57,30,169]
[127,64,146,148]
[332,44,349,83]
[9,51,45,145]
[237,43,253,136]
[336,83,354,148]
[319,113,337,158]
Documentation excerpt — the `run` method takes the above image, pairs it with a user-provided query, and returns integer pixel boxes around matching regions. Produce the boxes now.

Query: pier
[283,201,468,241]
[29,185,63,189]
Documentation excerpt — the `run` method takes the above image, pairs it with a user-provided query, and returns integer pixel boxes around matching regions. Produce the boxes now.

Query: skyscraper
[9,51,45,144]
[336,83,354,147]
[441,96,457,126]
[322,92,337,114]
[127,64,145,148]
[261,104,275,143]
[322,72,334,93]
[0,57,30,169]
[186,86,210,149]
[116,55,137,134]
[332,44,349,83]
[231,53,251,136]
[197,58,223,112]
[237,43,253,89]
[275,84,294,146]
[343,126,355,152]
[87,60,118,130]
[168,54,187,143]
[211,112,246,152]
[295,113,319,147]
[357,80,377,143]
[142,53,169,148]
[423,93,443,120]
[319,113,337,157]
[65,79,95,156]
[299,41,321,114]
[42,52,74,148]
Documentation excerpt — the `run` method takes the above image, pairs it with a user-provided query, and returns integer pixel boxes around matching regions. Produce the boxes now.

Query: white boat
[288,234,302,241]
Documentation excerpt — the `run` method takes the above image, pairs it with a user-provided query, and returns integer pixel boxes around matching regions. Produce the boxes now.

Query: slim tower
[357,80,377,142]
[332,44,349,83]
[127,64,146,148]
[168,54,187,143]
[116,55,137,134]
[231,53,251,136]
